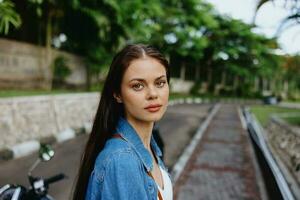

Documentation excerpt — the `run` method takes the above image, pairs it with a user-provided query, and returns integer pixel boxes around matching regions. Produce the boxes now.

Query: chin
[147,116,162,122]
[129,108,166,123]
[143,112,164,122]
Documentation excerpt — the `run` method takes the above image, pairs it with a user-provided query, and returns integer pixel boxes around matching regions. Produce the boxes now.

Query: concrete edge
[0,126,89,161]
[244,107,297,200]
[11,140,40,159]
[170,103,220,184]
[237,106,269,200]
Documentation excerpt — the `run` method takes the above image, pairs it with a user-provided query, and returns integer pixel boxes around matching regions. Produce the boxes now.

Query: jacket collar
[114,117,162,172]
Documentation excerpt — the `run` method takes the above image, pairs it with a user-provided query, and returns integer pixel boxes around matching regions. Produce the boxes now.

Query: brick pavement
[174,104,261,200]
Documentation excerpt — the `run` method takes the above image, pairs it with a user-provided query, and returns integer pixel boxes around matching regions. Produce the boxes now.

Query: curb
[243,107,296,200]
[237,107,269,200]
[0,125,90,162]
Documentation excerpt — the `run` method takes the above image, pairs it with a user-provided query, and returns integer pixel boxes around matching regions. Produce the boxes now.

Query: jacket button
[148,184,154,193]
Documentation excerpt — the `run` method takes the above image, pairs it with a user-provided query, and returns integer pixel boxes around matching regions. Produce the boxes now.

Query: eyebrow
[129,75,166,83]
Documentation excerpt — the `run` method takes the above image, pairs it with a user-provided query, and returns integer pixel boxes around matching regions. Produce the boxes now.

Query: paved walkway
[174,104,262,200]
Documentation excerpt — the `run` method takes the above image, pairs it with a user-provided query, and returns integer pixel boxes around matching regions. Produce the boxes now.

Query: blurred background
[0,0,299,199]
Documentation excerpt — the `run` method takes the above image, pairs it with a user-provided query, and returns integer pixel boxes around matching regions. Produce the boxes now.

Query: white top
[157,166,173,200]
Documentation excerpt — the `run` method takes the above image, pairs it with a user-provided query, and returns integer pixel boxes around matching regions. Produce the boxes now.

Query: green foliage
[2,0,295,97]
[157,0,217,60]
[0,0,21,34]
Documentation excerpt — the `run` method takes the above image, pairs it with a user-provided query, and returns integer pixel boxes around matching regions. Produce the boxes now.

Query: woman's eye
[132,83,144,91]
[156,81,166,88]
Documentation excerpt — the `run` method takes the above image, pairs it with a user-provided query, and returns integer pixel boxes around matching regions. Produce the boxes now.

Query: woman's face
[115,57,169,123]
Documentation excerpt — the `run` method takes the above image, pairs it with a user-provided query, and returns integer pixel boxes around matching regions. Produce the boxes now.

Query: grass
[284,100,300,103]
[0,89,78,98]
[0,83,105,98]
[250,105,300,127]
[284,116,300,126]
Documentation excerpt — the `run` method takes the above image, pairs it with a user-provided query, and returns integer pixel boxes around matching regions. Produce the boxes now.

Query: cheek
[160,85,169,101]
[122,88,146,106]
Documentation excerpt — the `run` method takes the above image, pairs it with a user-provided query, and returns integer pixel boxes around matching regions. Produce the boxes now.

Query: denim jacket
[85,117,171,200]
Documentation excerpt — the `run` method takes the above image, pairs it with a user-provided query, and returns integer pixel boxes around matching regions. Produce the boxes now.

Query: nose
[147,85,158,100]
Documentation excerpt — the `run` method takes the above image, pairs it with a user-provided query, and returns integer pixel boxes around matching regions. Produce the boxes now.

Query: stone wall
[0,38,86,89]
[0,93,100,149]
[266,116,300,190]
[170,78,194,93]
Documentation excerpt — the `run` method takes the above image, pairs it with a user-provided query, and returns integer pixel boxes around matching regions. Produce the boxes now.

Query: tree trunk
[262,78,268,91]
[38,23,42,46]
[46,13,53,91]
[221,70,226,87]
[180,62,186,80]
[254,76,259,92]
[46,12,52,51]
[207,67,212,88]
[270,79,275,92]
[85,65,91,91]
[205,58,213,90]
[233,75,239,90]
[284,80,289,93]
[195,65,200,81]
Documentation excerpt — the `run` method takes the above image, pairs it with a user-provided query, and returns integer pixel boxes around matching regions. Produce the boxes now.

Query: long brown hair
[72,44,170,200]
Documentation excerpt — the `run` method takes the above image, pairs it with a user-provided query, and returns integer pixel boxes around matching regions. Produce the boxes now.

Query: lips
[144,104,162,112]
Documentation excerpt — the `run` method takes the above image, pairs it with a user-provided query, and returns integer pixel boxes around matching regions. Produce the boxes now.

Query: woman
[73,44,173,200]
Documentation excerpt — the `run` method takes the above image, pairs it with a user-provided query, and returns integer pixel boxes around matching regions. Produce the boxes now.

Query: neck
[126,116,154,151]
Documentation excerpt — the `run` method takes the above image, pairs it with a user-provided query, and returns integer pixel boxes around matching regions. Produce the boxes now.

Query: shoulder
[86,139,148,200]
[93,138,141,181]
[95,138,135,167]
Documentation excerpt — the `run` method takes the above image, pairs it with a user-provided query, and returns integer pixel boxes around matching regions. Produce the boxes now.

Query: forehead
[123,57,166,80]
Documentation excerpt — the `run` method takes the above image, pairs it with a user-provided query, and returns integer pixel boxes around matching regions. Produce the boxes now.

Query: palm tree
[0,0,21,34]
[253,0,300,35]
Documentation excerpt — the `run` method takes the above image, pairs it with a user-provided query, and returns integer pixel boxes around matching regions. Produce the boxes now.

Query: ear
[113,93,123,103]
